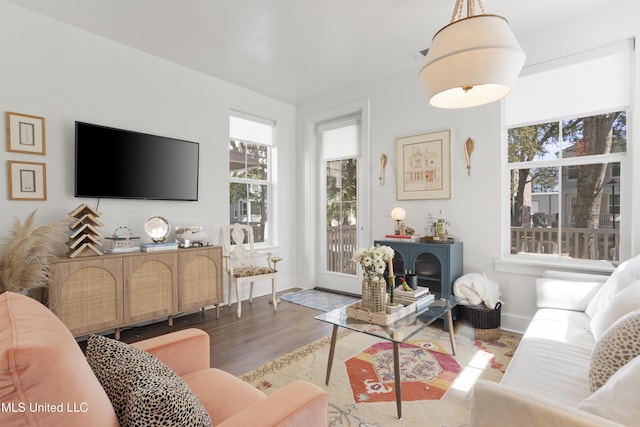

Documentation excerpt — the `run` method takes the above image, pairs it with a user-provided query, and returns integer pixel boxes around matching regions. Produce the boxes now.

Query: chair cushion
[233,266,276,277]
[86,334,212,427]
[0,292,119,427]
[181,368,266,425]
[589,309,640,391]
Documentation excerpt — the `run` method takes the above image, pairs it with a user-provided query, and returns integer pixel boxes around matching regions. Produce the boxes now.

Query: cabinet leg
[115,328,120,340]
[168,315,174,327]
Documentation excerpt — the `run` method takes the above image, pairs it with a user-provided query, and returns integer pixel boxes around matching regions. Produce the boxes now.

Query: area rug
[280,288,359,312]
[346,339,461,403]
[241,322,521,427]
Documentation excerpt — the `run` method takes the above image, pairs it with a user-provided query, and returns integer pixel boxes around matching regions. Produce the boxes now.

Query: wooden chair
[221,224,278,317]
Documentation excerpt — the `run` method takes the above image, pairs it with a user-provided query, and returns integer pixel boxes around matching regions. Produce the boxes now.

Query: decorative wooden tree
[67,204,103,258]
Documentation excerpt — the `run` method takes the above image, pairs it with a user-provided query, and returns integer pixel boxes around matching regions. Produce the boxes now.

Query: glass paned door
[315,115,365,295]
[325,158,358,275]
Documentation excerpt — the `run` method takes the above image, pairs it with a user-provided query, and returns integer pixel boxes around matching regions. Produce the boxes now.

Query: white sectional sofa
[471,256,640,427]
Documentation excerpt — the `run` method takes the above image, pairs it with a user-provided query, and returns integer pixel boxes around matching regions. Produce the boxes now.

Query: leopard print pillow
[589,309,640,392]
[86,334,212,427]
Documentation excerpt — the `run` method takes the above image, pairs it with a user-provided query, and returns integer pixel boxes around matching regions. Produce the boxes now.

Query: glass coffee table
[314,295,458,419]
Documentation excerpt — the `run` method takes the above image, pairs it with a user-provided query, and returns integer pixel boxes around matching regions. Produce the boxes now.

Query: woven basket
[361,277,386,312]
[459,302,502,329]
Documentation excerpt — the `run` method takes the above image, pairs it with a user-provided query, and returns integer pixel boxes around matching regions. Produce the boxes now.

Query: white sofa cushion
[501,308,594,406]
[586,255,640,319]
[590,279,640,340]
[589,309,640,391]
[536,278,602,311]
[579,355,640,425]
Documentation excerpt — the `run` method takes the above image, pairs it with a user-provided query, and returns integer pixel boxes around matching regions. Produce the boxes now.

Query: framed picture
[7,160,47,200]
[6,112,46,155]
[395,130,451,200]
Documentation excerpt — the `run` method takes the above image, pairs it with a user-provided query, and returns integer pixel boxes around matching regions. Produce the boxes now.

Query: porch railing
[326,225,358,274]
[511,226,619,261]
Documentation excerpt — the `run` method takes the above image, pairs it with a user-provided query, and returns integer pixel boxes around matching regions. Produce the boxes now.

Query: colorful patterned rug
[346,339,461,403]
[280,288,359,312]
[240,322,521,426]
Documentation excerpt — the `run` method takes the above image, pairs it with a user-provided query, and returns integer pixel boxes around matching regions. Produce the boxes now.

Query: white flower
[352,244,394,279]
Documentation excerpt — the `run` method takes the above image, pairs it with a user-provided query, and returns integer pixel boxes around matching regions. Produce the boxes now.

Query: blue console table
[373,239,463,300]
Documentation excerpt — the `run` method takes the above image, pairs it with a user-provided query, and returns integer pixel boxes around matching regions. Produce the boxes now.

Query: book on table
[395,286,429,299]
[383,234,422,242]
[140,242,179,252]
[394,288,435,310]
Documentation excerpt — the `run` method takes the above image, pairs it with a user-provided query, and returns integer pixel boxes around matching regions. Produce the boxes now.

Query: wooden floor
[112,289,334,376]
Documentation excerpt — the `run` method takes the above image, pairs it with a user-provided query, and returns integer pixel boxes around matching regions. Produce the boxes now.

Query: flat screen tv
[75,121,199,201]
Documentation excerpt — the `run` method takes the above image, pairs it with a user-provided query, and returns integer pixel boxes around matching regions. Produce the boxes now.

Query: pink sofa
[0,291,327,426]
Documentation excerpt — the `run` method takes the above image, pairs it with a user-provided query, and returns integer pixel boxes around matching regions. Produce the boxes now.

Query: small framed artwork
[6,111,46,155]
[396,129,451,200]
[7,160,47,200]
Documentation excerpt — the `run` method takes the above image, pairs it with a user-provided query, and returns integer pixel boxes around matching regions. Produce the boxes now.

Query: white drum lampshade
[419,11,525,109]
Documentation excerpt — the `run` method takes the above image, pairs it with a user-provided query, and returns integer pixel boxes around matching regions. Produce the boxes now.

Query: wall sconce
[391,207,406,235]
[379,154,388,185]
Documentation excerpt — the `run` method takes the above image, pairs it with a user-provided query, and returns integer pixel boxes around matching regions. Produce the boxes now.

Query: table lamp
[391,207,406,235]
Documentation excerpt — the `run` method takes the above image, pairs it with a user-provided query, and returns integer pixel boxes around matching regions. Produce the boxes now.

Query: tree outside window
[508,111,626,261]
[229,116,272,244]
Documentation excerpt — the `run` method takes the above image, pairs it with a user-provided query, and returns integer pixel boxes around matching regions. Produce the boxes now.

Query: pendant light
[418,0,525,109]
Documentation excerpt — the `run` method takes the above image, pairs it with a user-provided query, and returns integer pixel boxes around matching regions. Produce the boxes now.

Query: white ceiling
[5,0,619,104]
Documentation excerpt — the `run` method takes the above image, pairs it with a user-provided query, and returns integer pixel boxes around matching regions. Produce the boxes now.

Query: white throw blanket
[453,273,502,309]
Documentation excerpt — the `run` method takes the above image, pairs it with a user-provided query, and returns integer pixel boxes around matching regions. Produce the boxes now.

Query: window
[505,41,632,263]
[229,112,274,244]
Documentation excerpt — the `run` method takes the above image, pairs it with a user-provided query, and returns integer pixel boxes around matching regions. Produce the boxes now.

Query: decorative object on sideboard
[0,210,67,294]
[427,210,451,241]
[175,226,207,248]
[396,130,451,200]
[379,153,387,185]
[464,137,475,176]
[104,226,140,254]
[390,207,406,235]
[67,204,104,258]
[144,215,170,243]
[7,160,47,201]
[6,111,46,155]
[418,0,525,109]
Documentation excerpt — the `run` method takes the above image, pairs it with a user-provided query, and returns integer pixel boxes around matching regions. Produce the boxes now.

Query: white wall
[0,1,298,302]
[297,0,640,333]
[2,0,638,332]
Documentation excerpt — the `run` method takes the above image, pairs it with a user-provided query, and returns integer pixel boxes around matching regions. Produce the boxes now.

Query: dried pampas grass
[0,210,68,294]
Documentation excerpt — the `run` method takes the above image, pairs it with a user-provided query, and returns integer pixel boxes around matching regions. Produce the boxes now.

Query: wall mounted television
[75,121,199,201]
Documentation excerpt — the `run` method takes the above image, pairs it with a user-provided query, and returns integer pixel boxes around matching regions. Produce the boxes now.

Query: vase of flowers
[353,245,394,312]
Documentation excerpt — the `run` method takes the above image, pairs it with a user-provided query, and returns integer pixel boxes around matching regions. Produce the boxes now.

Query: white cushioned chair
[221,223,277,317]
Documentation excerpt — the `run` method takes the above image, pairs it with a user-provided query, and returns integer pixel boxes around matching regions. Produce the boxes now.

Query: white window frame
[499,41,633,273]
[229,111,275,246]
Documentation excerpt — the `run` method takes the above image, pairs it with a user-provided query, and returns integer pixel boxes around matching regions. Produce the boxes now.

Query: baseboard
[500,313,531,335]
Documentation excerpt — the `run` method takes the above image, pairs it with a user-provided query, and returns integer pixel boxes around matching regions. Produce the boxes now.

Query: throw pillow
[589,309,640,392]
[590,279,640,340]
[585,254,640,319]
[536,278,602,311]
[85,334,212,427]
[579,355,640,425]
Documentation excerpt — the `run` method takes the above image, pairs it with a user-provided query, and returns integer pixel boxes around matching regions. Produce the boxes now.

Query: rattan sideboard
[47,246,222,339]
